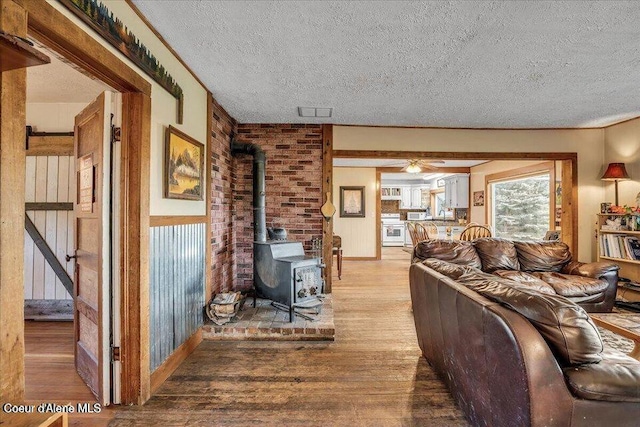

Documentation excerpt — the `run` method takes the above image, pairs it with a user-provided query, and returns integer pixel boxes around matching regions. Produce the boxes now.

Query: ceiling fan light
[406,163,422,173]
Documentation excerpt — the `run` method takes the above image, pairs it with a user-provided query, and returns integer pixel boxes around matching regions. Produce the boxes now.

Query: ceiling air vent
[298,107,332,118]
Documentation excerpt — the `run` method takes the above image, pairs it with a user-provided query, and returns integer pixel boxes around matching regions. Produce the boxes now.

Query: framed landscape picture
[340,186,365,217]
[164,126,204,200]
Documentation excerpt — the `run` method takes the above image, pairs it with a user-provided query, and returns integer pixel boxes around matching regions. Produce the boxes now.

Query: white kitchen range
[381,213,405,246]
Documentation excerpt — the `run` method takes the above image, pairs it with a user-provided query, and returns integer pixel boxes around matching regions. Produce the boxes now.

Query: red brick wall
[233,124,324,290]
[209,97,237,295]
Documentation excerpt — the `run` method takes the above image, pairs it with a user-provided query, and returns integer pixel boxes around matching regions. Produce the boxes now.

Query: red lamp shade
[601,163,630,181]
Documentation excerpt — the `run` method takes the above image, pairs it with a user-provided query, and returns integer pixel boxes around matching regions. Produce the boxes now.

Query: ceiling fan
[389,159,446,173]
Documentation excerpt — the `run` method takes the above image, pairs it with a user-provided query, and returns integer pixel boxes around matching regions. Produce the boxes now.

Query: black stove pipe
[230,139,267,243]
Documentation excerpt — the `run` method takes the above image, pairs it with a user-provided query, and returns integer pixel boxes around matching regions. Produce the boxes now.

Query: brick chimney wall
[233,124,324,290]
[209,97,237,295]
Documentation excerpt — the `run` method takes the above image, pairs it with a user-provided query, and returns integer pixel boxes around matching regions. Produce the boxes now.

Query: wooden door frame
[333,150,578,257]
[3,0,152,405]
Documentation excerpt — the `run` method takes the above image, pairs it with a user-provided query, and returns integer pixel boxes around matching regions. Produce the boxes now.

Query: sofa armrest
[561,261,619,279]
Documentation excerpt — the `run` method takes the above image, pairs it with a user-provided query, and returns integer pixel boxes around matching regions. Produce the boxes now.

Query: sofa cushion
[413,239,482,269]
[473,238,520,272]
[422,258,480,279]
[493,270,556,295]
[458,270,603,366]
[514,240,572,272]
[532,272,610,297]
[563,350,640,402]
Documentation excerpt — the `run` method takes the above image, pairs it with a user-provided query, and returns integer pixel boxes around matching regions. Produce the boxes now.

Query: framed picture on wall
[340,186,365,217]
[164,126,204,200]
[473,190,485,206]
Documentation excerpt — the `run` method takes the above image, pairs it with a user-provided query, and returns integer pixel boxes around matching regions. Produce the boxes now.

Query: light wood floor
[24,321,114,426]
[112,252,468,426]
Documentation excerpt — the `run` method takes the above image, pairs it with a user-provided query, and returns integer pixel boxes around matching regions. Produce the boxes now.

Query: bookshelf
[597,213,640,302]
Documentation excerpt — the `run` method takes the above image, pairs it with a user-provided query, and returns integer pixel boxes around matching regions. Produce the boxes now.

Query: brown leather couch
[410,257,640,427]
[413,238,619,312]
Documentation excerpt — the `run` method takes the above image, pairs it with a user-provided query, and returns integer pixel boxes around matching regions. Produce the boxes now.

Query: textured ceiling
[27,44,112,103]
[133,1,640,128]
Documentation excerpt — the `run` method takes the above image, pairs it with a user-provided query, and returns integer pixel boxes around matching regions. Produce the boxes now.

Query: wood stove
[231,139,323,322]
[254,241,323,321]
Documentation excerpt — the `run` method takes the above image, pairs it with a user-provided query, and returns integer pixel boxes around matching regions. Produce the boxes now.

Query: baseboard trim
[343,257,377,261]
[150,328,202,394]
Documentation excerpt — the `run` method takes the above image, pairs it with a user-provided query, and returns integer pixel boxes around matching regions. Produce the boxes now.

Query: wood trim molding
[322,124,333,292]
[124,0,208,92]
[333,150,578,161]
[120,92,151,405]
[25,135,73,155]
[205,92,213,301]
[562,159,579,257]
[25,202,73,211]
[18,0,151,95]
[335,123,608,131]
[376,170,381,260]
[343,257,377,261]
[0,0,27,402]
[485,161,555,184]
[150,329,202,394]
[375,166,471,174]
[150,215,207,227]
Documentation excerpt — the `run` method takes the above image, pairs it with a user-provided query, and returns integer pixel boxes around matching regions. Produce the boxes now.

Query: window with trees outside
[489,170,552,240]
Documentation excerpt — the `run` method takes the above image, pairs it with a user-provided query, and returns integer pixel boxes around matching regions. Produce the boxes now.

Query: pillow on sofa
[473,238,520,272]
[514,240,572,272]
[458,270,603,366]
[413,239,482,269]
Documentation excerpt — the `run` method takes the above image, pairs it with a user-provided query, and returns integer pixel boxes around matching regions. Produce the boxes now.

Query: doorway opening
[23,40,121,407]
[332,155,575,261]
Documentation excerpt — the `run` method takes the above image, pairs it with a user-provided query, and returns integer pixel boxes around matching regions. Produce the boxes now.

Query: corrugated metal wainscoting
[150,223,205,372]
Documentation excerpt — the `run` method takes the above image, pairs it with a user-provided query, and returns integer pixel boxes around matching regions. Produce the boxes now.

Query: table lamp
[601,162,630,206]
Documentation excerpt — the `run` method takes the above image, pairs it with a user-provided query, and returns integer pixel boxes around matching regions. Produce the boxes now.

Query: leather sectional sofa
[410,239,640,426]
[412,238,619,312]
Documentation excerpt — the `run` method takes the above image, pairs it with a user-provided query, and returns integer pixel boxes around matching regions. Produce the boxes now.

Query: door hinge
[111,346,121,362]
[111,126,121,143]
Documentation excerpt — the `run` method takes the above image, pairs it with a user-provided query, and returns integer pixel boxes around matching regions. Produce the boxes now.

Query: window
[488,166,554,240]
[431,189,453,219]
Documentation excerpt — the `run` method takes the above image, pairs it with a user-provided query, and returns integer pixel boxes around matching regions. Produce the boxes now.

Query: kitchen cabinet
[411,187,422,208]
[400,187,412,209]
[443,175,469,209]
[400,185,430,209]
[381,186,402,200]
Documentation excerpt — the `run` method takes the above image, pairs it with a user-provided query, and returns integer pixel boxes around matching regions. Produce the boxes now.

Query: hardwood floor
[112,252,468,426]
[24,321,114,426]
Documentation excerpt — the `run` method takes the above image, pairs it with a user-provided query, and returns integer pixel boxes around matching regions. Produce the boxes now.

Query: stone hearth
[202,295,334,341]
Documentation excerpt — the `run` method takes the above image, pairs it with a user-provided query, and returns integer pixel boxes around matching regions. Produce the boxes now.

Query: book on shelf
[600,234,640,260]
[626,236,640,260]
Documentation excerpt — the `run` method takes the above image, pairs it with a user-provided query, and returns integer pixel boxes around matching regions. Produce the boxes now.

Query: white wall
[333,167,377,258]
[335,126,605,261]
[27,103,88,132]
[469,160,546,224]
[604,117,640,206]
[48,0,209,216]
